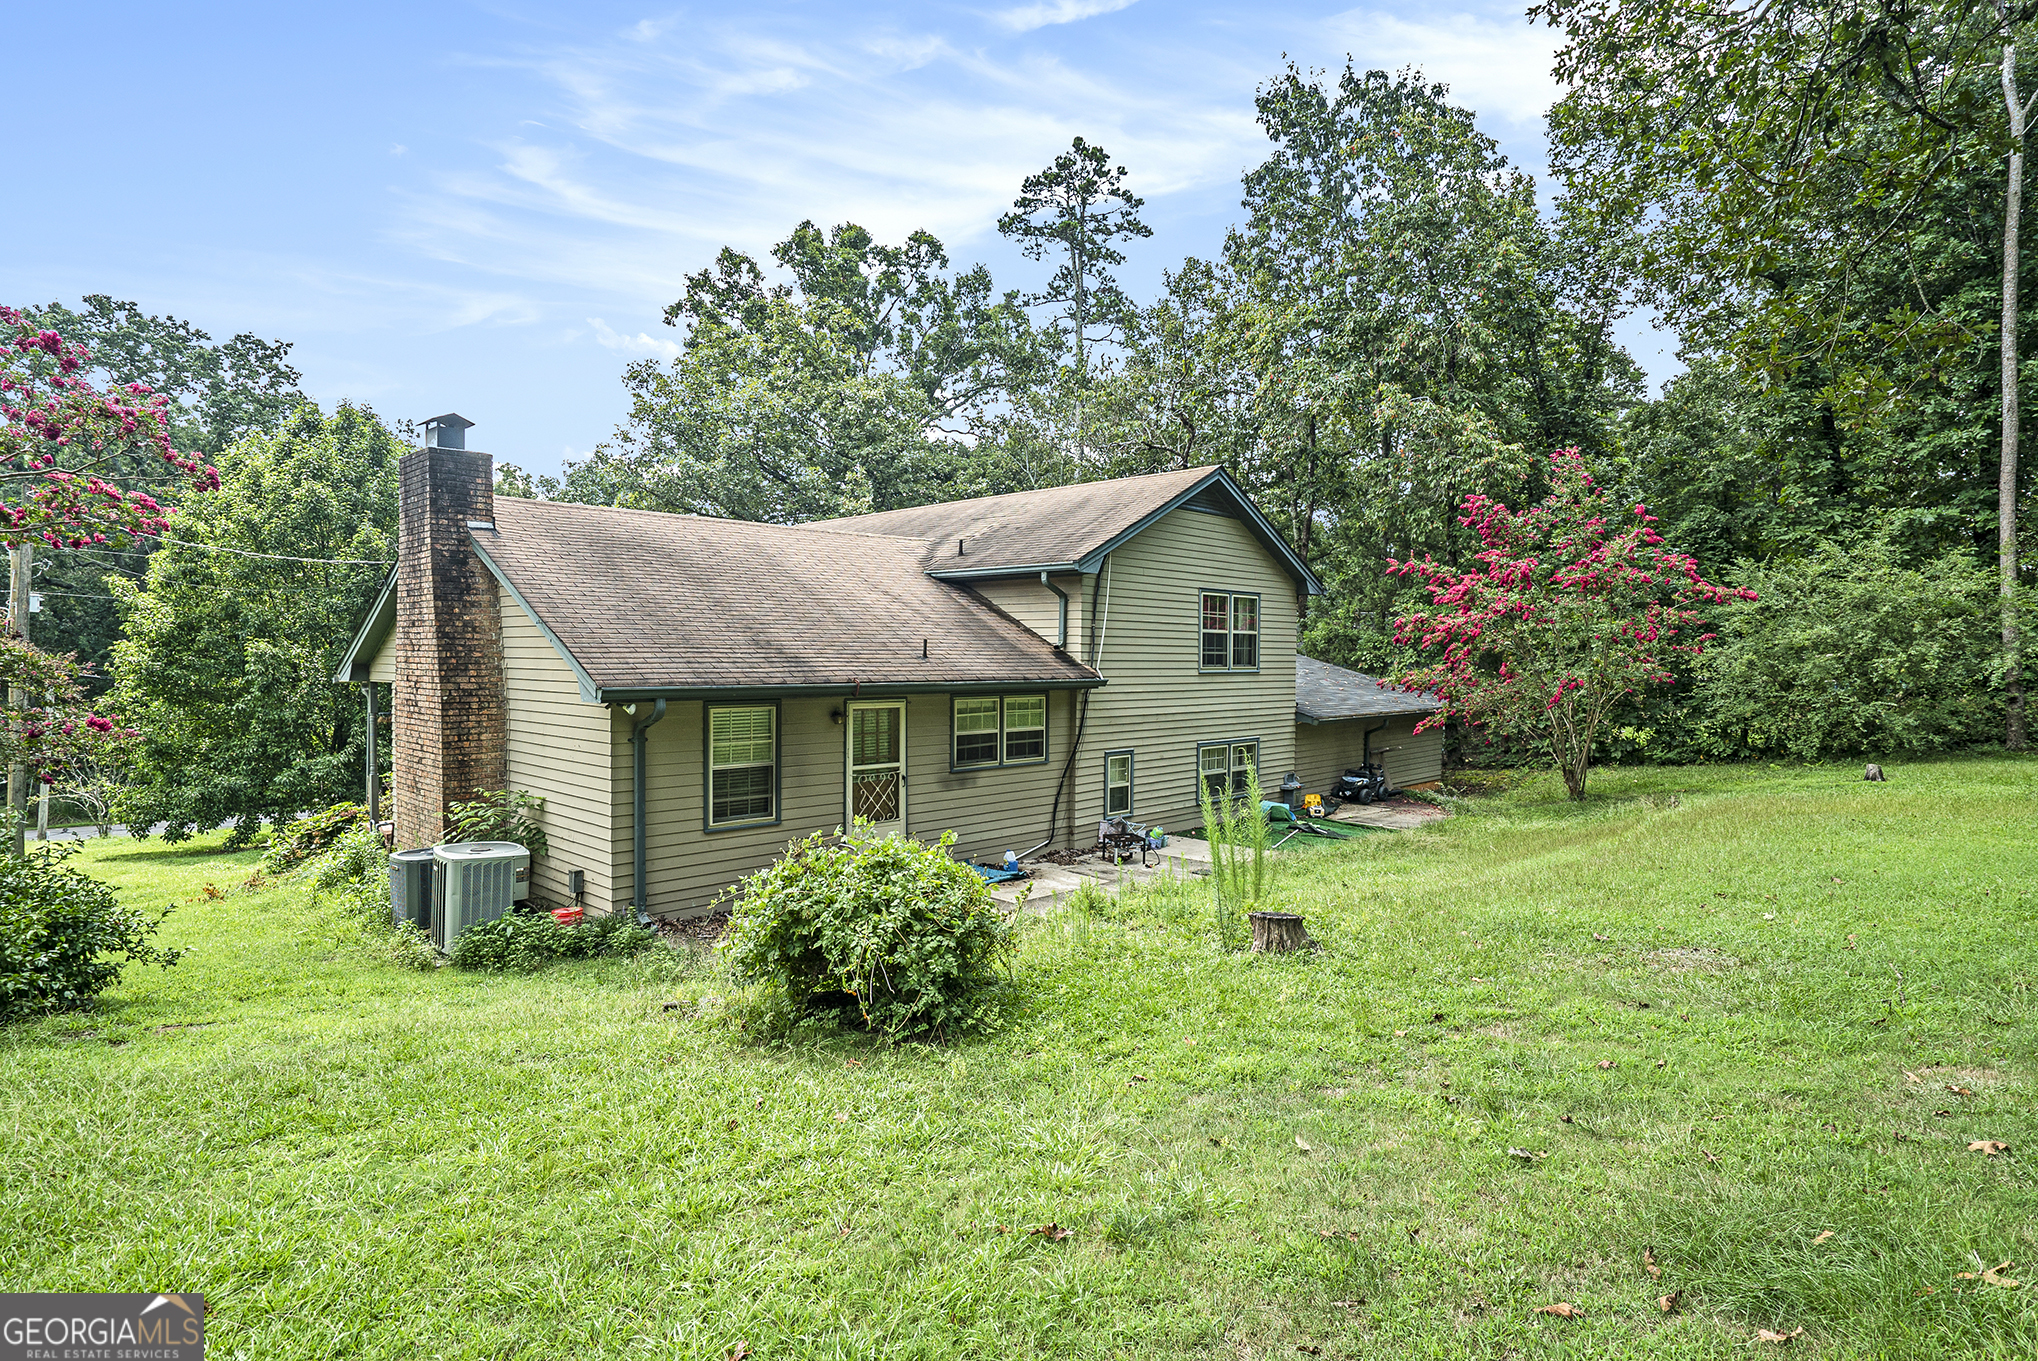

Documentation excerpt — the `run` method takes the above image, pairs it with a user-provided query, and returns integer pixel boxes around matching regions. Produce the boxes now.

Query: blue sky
[7,1,1673,477]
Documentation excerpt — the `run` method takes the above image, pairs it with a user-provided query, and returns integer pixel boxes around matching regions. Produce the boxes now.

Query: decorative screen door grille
[847,702,906,834]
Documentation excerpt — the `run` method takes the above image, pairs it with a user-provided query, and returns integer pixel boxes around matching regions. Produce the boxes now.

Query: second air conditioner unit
[431,841,531,952]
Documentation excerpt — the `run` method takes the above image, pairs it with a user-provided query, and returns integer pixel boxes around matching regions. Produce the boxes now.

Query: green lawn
[5,757,2037,1358]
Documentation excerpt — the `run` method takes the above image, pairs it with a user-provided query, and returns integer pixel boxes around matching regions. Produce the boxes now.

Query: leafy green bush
[0,845,183,1020]
[1689,544,2007,759]
[446,789,548,860]
[720,823,1015,1041]
[263,801,369,873]
[448,911,655,972]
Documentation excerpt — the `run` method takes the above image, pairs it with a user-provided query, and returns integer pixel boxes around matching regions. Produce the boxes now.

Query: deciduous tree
[1393,448,1750,798]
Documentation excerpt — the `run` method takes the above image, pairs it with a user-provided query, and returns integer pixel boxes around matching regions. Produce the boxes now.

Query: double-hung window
[1198,740,1260,802]
[1104,751,1134,816]
[952,694,1049,768]
[708,705,776,826]
[1199,591,1260,671]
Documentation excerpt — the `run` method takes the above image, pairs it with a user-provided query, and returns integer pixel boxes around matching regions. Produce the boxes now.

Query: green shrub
[262,802,369,873]
[0,845,183,1020]
[1688,544,2007,759]
[720,823,1015,1042]
[448,911,655,972]
[445,789,548,860]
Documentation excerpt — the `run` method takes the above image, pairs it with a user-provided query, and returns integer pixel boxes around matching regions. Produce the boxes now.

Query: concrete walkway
[985,835,1223,908]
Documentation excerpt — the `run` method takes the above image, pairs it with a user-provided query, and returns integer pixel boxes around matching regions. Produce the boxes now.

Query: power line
[136,534,392,566]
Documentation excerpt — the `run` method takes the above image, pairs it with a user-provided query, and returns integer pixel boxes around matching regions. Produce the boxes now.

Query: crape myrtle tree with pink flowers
[1392,448,1753,800]
[0,307,222,813]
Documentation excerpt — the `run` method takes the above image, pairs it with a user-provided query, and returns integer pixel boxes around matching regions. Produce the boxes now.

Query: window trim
[948,692,1052,772]
[1198,589,1263,674]
[951,695,1002,770]
[1194,737,1262,806]
[1103,749,1135,818]
[703,701,782,832]
[1001,694,1049,767]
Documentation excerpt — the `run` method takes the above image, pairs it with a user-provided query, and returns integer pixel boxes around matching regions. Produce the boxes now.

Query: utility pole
[7,542,28,856]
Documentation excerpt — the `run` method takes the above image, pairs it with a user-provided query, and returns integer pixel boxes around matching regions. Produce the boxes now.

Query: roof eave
[594,676,1108,704]
[331,567,397,684]
[466,528,605,702]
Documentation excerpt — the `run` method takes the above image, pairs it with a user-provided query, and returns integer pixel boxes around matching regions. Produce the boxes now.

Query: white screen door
[847,702,906,835]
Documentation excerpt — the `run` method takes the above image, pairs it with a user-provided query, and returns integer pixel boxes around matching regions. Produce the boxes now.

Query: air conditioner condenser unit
[390,848,435,931]
[431,842,531,952]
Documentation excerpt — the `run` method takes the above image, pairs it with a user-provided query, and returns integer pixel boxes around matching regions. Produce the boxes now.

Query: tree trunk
[2003,39,2029,749]
[1249,911,1311,953]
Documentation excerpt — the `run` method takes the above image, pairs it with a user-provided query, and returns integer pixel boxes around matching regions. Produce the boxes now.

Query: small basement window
[1200,591,1261,671]
[708,705,776,825]
[1105,750,1134,816]
[1198,739,1259,802]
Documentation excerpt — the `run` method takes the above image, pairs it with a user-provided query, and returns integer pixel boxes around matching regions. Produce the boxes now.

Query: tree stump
[1250,911,1311,954]
[1864,763,1887,782]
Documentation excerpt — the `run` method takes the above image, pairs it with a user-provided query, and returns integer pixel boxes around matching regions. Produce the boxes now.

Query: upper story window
[953,694,1049,769]
[1200,591,1260,671]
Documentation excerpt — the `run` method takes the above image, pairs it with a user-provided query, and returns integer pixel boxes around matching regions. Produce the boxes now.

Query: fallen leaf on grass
[1560,1114,1574,1124]
[1296,1347,1322,1356]
[833,1112,850,1123]
[1655,1059,1667,1068]
[842,1058,861,1068]
[754,1095,763,1109]
[1393,1029,1407,1037]
[1593,932,1610,942]
[727,1345,749,1361]
[1813,1231,1834,1245]
[1644,1247,1662,1279]
[1936,1109,1952,1116]
[1700,1148,1719,1164]
[1030,1223,1074,1241]
[1598,1060,1617,1070]
[838,1223,853,1238]
[1763,912,1776,921]
[1955,1262,2021,1287]
[1129,1073,1149,1082]
[1295,1135,1314,1152]
[1658,1290,1682,1314]
[1534,1302,1580,1318]
[1947,1085,1974,1097]
[1969,1140,2010,1156]
[725,1118,739,1130]
[1507,1147,1544,1162]
[1756,1327,1804,1343]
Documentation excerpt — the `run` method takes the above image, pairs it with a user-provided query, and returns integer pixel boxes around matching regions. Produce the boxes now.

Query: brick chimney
[391,414,507,847]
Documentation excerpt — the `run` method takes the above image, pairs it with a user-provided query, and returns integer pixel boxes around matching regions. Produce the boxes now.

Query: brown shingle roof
[1295,655,1441,723]
[817,465,1224,574]
[475,498,1100,696]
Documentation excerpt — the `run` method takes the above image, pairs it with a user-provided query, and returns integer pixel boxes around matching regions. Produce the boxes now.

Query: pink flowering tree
[0,309,214,820]
[0,307,219,546]
[1391,448,1753,800]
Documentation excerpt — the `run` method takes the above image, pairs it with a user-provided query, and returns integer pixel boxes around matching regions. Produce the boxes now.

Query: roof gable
[817,466,1323,594]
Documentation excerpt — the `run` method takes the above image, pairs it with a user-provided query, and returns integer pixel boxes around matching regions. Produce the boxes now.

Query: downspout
[1041,572,1069,650]
[1019,555,1110,860]
[361,682,380,825]
[630,699,667,922]
[1361,719,1388,769]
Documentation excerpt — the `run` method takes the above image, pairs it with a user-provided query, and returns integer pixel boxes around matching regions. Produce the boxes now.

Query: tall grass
[1197,763,1274,949]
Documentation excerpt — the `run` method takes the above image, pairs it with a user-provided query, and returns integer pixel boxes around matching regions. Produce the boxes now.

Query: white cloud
[1321,8,1560,126]
[587,316,682,358]
[993,0,1139,34]
[397,17,1265,300]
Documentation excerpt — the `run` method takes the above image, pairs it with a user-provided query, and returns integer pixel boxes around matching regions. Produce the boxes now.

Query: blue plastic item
[968,862,1029,884]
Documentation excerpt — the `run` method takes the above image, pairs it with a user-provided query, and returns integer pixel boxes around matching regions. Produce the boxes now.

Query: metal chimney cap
[422,413,475,449]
